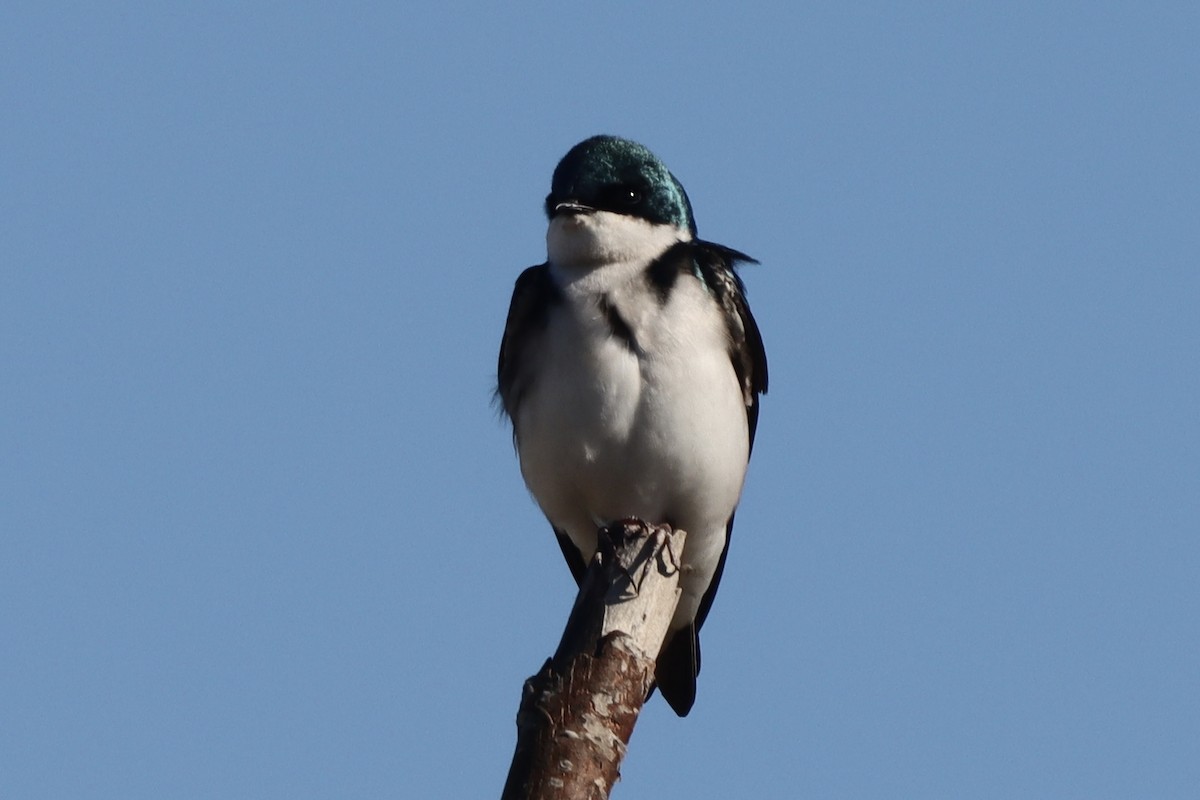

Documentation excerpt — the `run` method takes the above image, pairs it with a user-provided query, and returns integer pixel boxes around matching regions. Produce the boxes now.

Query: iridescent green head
[545,136,697,235]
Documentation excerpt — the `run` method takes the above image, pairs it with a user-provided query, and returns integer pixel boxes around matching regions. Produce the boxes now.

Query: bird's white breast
[515,212,750,628]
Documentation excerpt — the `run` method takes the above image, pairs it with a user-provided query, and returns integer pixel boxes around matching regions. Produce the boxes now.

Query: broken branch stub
[501,522,687,800]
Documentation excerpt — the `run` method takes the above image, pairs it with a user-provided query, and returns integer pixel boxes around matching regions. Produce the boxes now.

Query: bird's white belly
[515,278,749,627]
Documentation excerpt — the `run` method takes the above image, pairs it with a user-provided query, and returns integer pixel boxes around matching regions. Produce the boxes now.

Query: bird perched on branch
[497,135,767,716]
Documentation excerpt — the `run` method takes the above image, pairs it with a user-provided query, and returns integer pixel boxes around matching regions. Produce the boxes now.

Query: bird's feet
[598,519,681,593]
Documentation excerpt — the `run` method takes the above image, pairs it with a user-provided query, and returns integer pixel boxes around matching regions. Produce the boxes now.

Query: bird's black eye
[599,184,644,210]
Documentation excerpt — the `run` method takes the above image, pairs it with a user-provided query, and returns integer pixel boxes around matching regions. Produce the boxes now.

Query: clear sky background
[3,3,1197,798]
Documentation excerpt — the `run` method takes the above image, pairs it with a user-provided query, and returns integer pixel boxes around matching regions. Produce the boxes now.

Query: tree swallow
[497,135,767,716]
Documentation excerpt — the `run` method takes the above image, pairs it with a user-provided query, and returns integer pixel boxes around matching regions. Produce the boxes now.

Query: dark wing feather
[643,239,767,451]
[497,266,591,591]
[690,239,769,624]
[650,240,768,633]
[496,263,559,424]
[553,527,588,585]
[692,241,768,444]
[653,241,768,717]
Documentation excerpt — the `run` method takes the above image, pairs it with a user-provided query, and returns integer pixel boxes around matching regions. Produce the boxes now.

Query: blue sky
[3,3,1197,797]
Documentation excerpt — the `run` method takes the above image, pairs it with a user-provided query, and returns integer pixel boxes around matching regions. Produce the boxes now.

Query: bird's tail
[653,623,700,717]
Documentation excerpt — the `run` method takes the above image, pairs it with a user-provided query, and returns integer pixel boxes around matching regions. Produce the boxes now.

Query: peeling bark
[501,522,686,800]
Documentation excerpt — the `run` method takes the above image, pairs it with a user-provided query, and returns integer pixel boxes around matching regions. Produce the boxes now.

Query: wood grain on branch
[501,521,686,800]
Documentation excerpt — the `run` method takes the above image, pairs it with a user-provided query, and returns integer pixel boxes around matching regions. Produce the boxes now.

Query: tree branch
[501,521,686,800]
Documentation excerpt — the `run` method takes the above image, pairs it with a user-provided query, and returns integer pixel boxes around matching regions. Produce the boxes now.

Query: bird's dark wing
[689,239,768,630]
[692,241,769,449]
[497,266,590,593]
[496,263,560,424]
[650,240,769,717]
[645,240,768,452]
[553,527,588,585]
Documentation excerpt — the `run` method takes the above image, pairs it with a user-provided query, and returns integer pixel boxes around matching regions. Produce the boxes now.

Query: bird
[497,135,767,716]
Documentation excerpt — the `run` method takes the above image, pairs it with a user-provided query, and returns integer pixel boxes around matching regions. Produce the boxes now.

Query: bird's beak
[553,201,594,218]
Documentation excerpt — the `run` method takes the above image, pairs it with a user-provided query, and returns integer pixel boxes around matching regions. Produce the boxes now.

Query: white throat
[547,210,691,272]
